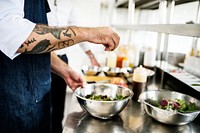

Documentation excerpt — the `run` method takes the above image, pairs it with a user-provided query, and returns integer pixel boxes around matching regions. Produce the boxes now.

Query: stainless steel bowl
[120,67,134,83]
[81,65,102,76]
[74,83,133,119]
[102,67,121,77]
[139,90,200,125]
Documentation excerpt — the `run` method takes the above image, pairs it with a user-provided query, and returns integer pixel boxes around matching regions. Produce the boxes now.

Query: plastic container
[143,47,156,67]
[132,45,140,67]
[132,65,147,101]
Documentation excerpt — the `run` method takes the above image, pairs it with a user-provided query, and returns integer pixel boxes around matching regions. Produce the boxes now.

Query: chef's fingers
[113,32,120,46]
[112,32,120,50]
[79,75,87,88]
[104,38,115,51]
[104,35,119,51]
[71,76,87,91]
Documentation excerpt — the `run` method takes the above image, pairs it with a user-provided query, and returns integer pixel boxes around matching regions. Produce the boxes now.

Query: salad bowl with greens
[139,90,200,125]
[74,83,133,119]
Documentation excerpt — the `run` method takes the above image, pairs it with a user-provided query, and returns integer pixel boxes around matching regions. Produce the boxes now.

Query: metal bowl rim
[74,83,133,103]
[139,90,200,115]
[81,65,102,72]
[102,66,121,72]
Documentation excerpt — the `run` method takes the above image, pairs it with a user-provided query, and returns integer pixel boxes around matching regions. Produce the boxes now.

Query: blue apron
[0,0,51,133]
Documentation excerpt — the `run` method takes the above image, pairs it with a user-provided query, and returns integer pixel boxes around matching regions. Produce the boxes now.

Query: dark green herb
[85,94,127,101]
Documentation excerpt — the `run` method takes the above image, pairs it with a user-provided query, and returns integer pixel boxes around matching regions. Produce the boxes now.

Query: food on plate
[85,94,128,101]
[145,98,198,113]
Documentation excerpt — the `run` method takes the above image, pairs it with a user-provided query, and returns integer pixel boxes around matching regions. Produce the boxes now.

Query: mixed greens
[145,98,198,113]
[85,94,128,101]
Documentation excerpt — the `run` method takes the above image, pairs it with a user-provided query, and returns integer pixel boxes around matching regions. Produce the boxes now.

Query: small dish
[102,67,121,77]
[81,65,102,76]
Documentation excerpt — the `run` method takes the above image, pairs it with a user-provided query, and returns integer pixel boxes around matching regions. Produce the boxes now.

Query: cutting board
[84,76,124,83]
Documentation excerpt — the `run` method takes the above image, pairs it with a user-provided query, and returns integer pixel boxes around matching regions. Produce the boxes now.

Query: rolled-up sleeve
[0,0,36,59]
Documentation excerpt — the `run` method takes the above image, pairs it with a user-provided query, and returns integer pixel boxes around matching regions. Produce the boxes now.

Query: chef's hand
[63,66,87,91]
[82,27,120,51]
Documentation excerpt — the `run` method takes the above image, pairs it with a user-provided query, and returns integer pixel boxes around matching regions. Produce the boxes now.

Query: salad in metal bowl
[145,98,198,113]
[139,90,200,125]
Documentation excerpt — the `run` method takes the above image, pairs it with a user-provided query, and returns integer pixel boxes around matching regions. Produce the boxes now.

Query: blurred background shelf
[112,24,200,37]
[112,0,200,97]
[115,0,198,9]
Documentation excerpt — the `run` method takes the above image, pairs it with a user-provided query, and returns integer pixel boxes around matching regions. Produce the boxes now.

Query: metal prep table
[62,92,200,133]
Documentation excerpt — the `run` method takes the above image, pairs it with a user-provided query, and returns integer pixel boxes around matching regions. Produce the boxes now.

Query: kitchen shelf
[112,24,200,37]
[113,0,200,100]
[115,0,198,9]
[115,0,130,8]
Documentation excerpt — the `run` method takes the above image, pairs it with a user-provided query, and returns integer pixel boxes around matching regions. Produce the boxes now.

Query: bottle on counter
[197,49,200,57]
[116,45,126,68]
[143,47,156,68]
[132,45,140,67]
[132,65,147,101]
[106,51,117,67]
[116,55,124,68]
[190,47,195,56]
[122,56,129,68]
[127,46,134,68]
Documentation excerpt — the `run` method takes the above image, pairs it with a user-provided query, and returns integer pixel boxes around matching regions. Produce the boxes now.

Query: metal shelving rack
[113,0,200,62]
[112,24,200,37]
[115,0,197,9]
[114,0,200,36]
[112,0,200,90]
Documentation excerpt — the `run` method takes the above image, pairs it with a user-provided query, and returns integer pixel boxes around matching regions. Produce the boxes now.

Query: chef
[0,0,120,132]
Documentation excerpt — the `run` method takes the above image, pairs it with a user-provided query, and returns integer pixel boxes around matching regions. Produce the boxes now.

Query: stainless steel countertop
[62,93,200,133]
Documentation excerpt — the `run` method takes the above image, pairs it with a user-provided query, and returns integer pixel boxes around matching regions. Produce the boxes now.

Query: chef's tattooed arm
[17,24,120,54]
[17,24,82,54]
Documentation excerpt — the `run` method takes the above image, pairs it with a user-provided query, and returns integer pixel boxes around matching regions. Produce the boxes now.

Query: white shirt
[0,0,90,59]
[47,0,90,55]
[0,0,36,59]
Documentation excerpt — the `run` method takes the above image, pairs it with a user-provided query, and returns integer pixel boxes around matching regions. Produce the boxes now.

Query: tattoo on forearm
[63,28,76,37]
[24,38,36,46]
[19,25,77,54]
[34,25,77,39]
[34,25,64,39]
[45,39,74,52]
[58,39,74,47]
[23,39,75,54]
[24,39,51,54]
[19,38,36,49]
